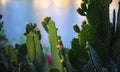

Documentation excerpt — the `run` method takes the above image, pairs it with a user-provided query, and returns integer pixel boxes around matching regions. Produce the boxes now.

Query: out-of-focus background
[0,0,119,48]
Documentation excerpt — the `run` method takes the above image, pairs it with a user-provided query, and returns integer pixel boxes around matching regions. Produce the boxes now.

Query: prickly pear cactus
[69,38,86,72]
[70,23,89,71]
[75,0,120,71]
[76,0,113,65]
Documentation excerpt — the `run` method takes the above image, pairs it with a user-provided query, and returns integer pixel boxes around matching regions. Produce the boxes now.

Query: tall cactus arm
[48,20,63,72]
[25,23,47,72]
[78,21,90,59]
[26,32,36,62]
[33,32,47,72]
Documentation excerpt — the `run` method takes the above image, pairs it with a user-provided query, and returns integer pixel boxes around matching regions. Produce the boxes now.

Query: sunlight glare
[1,0,7,6]
[52,0,72,7]
[34,0,51,9]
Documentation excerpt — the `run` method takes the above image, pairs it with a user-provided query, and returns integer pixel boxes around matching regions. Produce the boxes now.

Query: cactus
[48,20,63,72]
[86,42,103,72]
[27,62,37,72]
[116,2,120,37]
[73,0,120,71]
[48,68,59,72]
[112,2,120,57]
[82,60,94,72]
[111,2,120,71]
[75,0,113,66]
[62,48,75,72]
[69,38,86,72]
[84,0,112,65]
[7,45,18,65]
[15,43,27,63]
[73,24,80,33]
[2,0,120,72]
[6,45,18,72]
[78,20,89,59]
[25,23,47,72]
[0,14,8,46]
[70,22,89,71]
[76,7,86,16]
[0,14,10,72]
[26,32,36,62]
[41,18,63,72]
[33,32,47,72]
[0,46,10,72]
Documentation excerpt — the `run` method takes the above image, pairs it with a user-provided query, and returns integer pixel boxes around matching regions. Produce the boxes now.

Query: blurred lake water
[0,0,119,48]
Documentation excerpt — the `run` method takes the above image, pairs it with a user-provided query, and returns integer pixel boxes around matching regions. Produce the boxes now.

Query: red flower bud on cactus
[56,45,63,50]
[41,20,45,25]
[59,45,63,50]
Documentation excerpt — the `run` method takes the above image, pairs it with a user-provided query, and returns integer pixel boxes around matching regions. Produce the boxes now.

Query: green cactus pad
[76,7,86,16]
[73,24,80,33]
[81,1,87,11]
